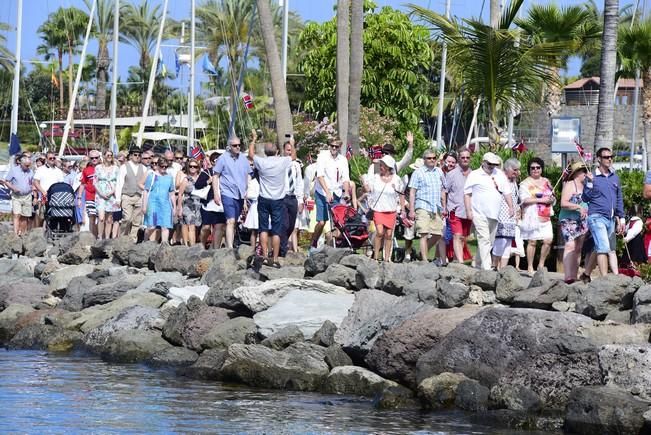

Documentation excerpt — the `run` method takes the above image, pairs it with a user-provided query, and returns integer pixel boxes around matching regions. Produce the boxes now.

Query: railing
[564,89,639,106]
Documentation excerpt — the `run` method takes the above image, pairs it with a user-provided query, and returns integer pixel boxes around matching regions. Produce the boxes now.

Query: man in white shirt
[33,152,64,198]
[115,146,145,241]
[464,152,514,270]
[249,140,293,267]
[310,141,350,252]
[280,136,304,257]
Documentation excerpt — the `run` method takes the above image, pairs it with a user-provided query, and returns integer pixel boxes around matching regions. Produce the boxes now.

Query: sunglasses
[142,157,151,160]
[600,155,613,160]
[425,157,436,160]
[189,165,199,169]
[530,165,541,170]
[90,156,100,160]
[330,145,341,149]
[175,156,183,160]
[460,156,470,160]
[230,143,241,147]
[47,157,56,161]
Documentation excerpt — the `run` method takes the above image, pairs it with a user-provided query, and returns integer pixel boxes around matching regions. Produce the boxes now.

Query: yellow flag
[51,71,59,88]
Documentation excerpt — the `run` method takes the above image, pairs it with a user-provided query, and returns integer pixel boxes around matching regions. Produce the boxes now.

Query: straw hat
[567,161,588,179]
[409,158,424,171]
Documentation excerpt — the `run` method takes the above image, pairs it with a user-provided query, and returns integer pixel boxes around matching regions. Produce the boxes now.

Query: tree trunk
[257,0,293,145]
[96,39,110,113]
[643,68,651,170]
[337,0,350,145]
[594,0,619,154]
[545,68,562,117]
[347,0,363,153]
[58,49,64,111]
[68,40,74,108]
[490,0,500,28]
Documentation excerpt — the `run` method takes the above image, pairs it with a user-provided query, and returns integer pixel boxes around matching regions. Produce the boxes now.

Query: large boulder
[148,347,200,368]
[437,280,470,308]
[112,240,158,268]
[8,324,82,351]
[162,296,234,351]
[200,248,242,285]
[181,349,228,380]
[150,243,213,277]
[511,281,570,310]
[416,307,604,409]
[311,320,338,347]
[258,265,305,281]
[495,266,525,303]
[365,306,482,387]
[633,285,651,324]
[22,230,48,257]
[334,289,424,363]
[81,278,144,308]
[472,270,498,292]
[57,232,97,265]
[203,269,260,310]
[0,304,34,343]
[48,264,95,291]
[564,386,651,435]
[82,305,162,352]
[417,372,472,409]
[304,246,352,276]
[261,326,304,350]
[101,329,173,363]
[253,287,354,338]
[0,231,23,257]
[219,343,330,391]
[312,263,357,289]
[355,261,440,298]
[200,317,257,350]
[0,257,37,278]
[0,278,50,310]
[599,344,651,401]
[573,275,642,320]
[489,384,543,412]
[323,366,400,397]
[59,276,100,311]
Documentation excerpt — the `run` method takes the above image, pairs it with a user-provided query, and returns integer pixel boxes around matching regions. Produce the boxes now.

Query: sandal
[579,273,591,284]
[263,258,281,269]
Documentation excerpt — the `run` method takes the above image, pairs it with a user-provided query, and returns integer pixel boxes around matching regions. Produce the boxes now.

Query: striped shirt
[408,165,444,213]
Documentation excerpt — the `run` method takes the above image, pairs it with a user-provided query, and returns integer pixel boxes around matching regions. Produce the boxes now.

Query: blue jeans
[315,191,340,222]
[587,214,615,254]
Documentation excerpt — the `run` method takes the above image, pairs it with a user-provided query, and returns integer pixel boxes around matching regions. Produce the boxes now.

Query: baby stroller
[45,182,76,240]
[329,203,369,250]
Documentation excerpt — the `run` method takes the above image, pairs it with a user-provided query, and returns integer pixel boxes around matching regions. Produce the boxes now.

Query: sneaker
[404,254,411,262]
[432,258,448,267]
[308,246,319,255]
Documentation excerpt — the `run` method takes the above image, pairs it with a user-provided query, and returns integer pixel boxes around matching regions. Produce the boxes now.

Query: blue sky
[2,0,583,100]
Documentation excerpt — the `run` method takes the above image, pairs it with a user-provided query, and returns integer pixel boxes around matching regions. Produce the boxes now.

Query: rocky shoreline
[1,227,651,434]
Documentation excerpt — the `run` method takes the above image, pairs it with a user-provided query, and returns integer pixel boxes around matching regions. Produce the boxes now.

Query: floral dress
[496,181,519,239]
[94,164,120,212]
[559,181,588,242]
[182,175,202,226]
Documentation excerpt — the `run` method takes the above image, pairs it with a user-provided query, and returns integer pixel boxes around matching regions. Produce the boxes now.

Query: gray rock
[219,343,330,391]
[59,276,98,311]
[416,307,603,409]
[455,380,490,412]
[162,297,234,351]
[373,385,419,410]
[203,269,260,310]
[489,384,543,412]
[22,230,47,257]
[528,267,552,288]
[356,261,440,297]
[312,263,357,289]
[0,278,50,310]
[575,274,641,320]
[511,281,570,310]
[0,257,37,278]
[259,265,305,281]
[472,270,498,291]
[605,309,632,324]
[564,386,651,435]
[113,240,158,269]
[304,246,352,276]
[365,306,482,388]
[254,287,354,338]
[82,279,142,308]
[417,372,472,409]
[181,349,228,380]
[200,317,257,350]
[284,341,328,361]
[261,325,304,350]
[599,344,651,401]
[438,262,476,283]
[437,280,470,308]
[495,266,525,303]
[578,321,651,347]
[633,285,651,324]
[409,280,439,305]
[8,324,82,351]
[151,243,214,278]
[48,264,95,291]
[323,366,399,397]
[57,239,93,265]
[200,248,241,285]
[324,345,353,369]
[148,347,199,368]
[0,304,34,343]
[0,231,23,257]
[339,254,373,269]
[334,289,424,363]
[311,320,337,347]
[82,305,162,352]
[133,272,187,294]
[90,238,114,259]
[101,329,173,363]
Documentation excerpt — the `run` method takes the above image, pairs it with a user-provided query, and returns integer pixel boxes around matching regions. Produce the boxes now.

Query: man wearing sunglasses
[78,149,101,237]
[582,147,625,277]
[116,146,146,241]
[33,152,64,201]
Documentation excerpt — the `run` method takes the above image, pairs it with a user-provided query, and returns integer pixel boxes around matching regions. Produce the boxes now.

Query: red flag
[242,93,254,111]
[191,145,205,160]
[511,138,527,154]
[574,139,585,158]
[345,143,353,160]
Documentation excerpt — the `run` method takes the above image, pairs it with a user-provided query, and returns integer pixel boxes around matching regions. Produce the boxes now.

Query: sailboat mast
[10,0,23,139]
[109,0,120,154]
[187,0,195,156]
[280,0,289,82]
[136,0,169,148]
[435,0,450,149]
[59,0,97,156]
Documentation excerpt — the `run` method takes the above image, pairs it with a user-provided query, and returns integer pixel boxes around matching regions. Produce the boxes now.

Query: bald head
[263,142,278,157]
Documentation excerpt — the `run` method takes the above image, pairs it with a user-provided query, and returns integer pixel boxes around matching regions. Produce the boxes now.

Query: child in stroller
[45,182,76,239]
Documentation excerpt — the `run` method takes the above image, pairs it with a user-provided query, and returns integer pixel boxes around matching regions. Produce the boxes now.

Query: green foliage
[348,154,371,187]
[299,5,435,131]
[620,170,647,215]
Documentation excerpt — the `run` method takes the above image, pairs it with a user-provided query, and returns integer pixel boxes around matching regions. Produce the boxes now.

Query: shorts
[86,200,97,216]
[448,211,471,236]
[112,210,123,221]
[11,194,33,217]
[373,211,397,229]
[415,209,443,236]
[222,195,244,221]
[587,214,615,254]
[492,237,511,258]
[258,196,285,235]
[201,207,226,225]
[315,191,340,223]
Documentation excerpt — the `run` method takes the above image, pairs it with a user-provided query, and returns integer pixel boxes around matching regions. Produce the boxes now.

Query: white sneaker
[405,254,411,262]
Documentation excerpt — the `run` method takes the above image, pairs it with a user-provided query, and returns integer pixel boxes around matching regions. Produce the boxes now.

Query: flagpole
[10,0,23,146]
[435,0,450,149]
[136,0,169,148]
[187,0,195,157]
[280,0,289,82]
[109,0,119,154]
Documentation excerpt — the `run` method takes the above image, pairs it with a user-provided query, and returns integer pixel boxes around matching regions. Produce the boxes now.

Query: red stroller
[328,203,369,250]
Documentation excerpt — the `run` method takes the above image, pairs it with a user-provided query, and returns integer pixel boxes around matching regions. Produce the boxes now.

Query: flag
[51,70,59,88]
[575,139,585,158]
[511,139,526,154]
[112,140,118,156]
[561,163,571,181]
[190,144,205,160]
[202,55,217,75]
[242,93,254,110]
[175,52,181,77]
[345,143,353,160]
[9,133,21,156]
[158,58,167,77]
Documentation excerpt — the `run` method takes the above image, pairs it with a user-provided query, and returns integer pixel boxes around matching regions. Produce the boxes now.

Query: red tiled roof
[565,76,641,89]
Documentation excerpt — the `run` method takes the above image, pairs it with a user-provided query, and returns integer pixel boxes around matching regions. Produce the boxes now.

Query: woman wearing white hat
[363,155,406,262]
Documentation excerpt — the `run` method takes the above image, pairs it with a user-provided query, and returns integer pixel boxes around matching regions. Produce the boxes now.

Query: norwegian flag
[561,163,571,181]
[242,93,254,111]
[511,138,527,154]
[345,143,353,160]
[190,145,205,160]
[368,145,383,160]
[574,139,585,158]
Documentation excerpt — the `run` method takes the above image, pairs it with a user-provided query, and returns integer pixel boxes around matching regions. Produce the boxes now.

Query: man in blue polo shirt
[2,154,34,235]
[212,135,253,248]
[583,147,625,277]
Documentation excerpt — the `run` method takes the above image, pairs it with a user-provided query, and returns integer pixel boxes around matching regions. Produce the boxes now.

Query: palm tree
[409,0,569,146]
[517,4,601,116]
[60,7,90,107]
[84,0,114,112]
[0,22,12,72]
[120,0,163,73]
[619,19,651,168]
[336,0,350,145]
[257,0,292,143]
[594,0,619,153]
[347,0,363,151]
[38,13,67,109]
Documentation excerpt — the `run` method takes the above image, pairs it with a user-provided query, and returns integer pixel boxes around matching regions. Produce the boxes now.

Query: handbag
[191,185,210,200]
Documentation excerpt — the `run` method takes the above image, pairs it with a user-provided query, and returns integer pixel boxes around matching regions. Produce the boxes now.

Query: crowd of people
[2,136,648,281]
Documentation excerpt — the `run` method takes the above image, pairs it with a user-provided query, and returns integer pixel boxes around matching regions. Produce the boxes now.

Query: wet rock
[564,386,651,435]
[304,246,351,276]
[312,263,357,289]
[455,379,490,412]
[101,329,172,363]
[219,343,330,391]
[599,344,651,401]
[261,325,304,350]
[8,324,82,351]
[200,317,257,350]
[417,372,472,409]
[324,345,353,369]
[48,264,95,291]
[253,287,354,338]
[311,320,337,347]
[574,274,642,320]
[82,305,162,352]
[489,384,543,412]
[373,385,419,410]
[334,289,423,363]
[149,347,199,368]
[495,266,525,303]
[437,280,470,308]
[0,278,50,310]
[181,349,228,380]
[323,366,399,397]
[365,306,482,388]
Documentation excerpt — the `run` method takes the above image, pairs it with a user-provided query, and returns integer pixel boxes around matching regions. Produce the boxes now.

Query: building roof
[44,114,207,130]
[565,77,642,89]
